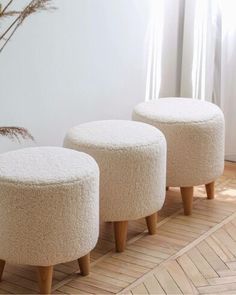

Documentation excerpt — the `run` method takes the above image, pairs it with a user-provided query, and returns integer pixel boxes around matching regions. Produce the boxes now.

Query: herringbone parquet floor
[129,213,236,294]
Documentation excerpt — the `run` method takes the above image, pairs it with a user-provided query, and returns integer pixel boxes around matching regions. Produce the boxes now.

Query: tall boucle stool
[0,147,99,294]
[133,98,225,215]
[64,120,166,252]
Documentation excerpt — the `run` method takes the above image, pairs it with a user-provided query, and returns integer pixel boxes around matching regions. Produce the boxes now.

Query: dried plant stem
[0,21,19,53]
[0,0,35,41]
[0,0,14,15]
[0,12,20,41]
[0,0,55,53]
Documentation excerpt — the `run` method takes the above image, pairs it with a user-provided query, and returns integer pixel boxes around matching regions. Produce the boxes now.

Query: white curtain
[217,1,236,161]
[146,0,236,161]
[145,0,164,101]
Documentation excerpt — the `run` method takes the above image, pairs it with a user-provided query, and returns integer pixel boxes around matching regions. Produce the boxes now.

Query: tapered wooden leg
[145,212,157,235]
[180,187,194,216]
[78,253,90,276]
[37,266,53,294]
[205,181,215,199]
[0,260,5,282]
[113,221,128,252]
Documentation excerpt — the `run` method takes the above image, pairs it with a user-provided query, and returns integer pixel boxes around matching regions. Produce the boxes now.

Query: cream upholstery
[133,98,225,187]
[64,120,167,222]
[0,147,99,266]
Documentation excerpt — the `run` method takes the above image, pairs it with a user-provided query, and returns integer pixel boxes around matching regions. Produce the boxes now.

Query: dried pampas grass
[0,0,55,53]
[0,127,34,142]
[0,0,56,142]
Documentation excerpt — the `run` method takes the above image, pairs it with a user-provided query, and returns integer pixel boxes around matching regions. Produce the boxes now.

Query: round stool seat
[133,98,224,187]
[64,120,166,251]
[0,146,99,266]
[133,98,225,215]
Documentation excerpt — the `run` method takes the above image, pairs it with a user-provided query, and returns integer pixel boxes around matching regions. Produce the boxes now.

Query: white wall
[0,0,183,152]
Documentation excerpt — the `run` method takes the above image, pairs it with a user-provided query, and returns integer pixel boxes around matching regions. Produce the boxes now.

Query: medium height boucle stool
[133,98,225,215]
[64,120,166,252]
[0,147,99,294]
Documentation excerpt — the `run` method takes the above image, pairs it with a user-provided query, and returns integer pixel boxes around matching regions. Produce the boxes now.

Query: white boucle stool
[133,98,225,215]
[0,147,99,294]
[64,120,166,252]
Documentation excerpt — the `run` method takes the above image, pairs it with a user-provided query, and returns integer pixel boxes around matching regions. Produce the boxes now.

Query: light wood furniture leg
[205,181,215,199]
[0,260,5,282]
[145,212,157,235]
[78,253,90,276]
[180,186,194,216]
[37,265,53,294]
[113,221,128,252]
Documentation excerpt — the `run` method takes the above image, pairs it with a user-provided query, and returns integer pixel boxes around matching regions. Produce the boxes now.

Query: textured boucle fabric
[133,98,225,187]
[64,120,166,222]
[0,147,99,266]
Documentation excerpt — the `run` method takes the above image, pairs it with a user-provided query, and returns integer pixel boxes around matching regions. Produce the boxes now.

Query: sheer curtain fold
[145,0,164,101]
[181,0,218,101]
[218,0,236,161]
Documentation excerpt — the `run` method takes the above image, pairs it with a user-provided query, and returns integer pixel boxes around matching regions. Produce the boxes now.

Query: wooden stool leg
[205,181,215,199]
[37,266,53,294]
[145,212,157,235]
[78,253,90,276]
[180,187,194,216]
[113,221,128,252]
[0,260,5,282]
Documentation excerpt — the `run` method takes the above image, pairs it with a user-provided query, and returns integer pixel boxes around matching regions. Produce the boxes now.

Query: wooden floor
[0,162,235,294]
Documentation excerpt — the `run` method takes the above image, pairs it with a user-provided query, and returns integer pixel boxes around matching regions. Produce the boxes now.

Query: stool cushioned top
[64,120,165,150]
[133,98,223,124]
[0,147,97,186]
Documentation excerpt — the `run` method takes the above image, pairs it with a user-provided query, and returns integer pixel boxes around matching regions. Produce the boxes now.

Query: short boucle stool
[64,120,166,252]
[0,147,99,294]
[133,98,225,215]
